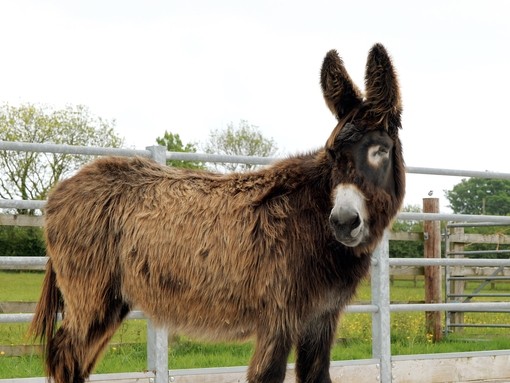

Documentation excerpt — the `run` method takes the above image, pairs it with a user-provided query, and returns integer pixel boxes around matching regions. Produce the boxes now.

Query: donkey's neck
[249,149,332,208]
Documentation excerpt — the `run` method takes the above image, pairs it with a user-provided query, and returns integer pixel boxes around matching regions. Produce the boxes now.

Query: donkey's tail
[28,258,63,363]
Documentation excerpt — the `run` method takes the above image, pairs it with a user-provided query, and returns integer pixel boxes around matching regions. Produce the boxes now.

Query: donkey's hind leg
[81,301,131,377]
[47,291,130,383]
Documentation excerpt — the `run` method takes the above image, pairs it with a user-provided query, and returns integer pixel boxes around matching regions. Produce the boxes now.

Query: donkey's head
[322,44,405,250]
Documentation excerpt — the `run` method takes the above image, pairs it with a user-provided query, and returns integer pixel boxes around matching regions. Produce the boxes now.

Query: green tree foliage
[203,120,278,172]
[390,204,424,258]
[0,103,123,214]
[445,178,510,258]
[445,178,510,215]
[0,225,45,257]
[156,131,204,169]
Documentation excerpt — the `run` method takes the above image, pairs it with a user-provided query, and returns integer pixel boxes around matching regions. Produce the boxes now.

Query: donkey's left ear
[364,44,402,134]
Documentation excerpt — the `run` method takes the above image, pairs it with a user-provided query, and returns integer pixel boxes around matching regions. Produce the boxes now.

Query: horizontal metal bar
[344,304,379,313]
[3,256,509,271]
[0,307,379,323]
[0,310,146,323]
[390,302,510,312]
[0,256,47,270]
[447,249,510,256]
[0,140,150,157]
[447,324,510,328]
[4,303,507,322]
[406,166,510,180]
[2,140,510,179]
[398,212,510,224]
[447,276,510,281]
[447,222,510,228]
[448,294,510,298]
[0,313,34,323]
[389,258,510,267]
[127,311,146,320]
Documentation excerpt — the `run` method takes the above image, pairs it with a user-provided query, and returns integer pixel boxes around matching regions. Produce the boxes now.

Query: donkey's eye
[367,145,389,167]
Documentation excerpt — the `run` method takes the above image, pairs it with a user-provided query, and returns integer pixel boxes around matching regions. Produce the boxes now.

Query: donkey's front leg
[295,310,340,383]
[247,329,292,383]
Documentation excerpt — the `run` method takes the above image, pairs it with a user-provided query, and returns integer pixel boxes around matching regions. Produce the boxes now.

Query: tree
[445,178,510,258]
[390,204,424,258]
[0,103,123,214]
[202,120,278,172]
[0,225,45,257]
[156,131,204,169]
[445,178,510,215]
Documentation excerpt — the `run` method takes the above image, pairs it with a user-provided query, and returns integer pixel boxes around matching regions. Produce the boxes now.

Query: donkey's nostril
[349,213,361,231]
[330,210,361,231]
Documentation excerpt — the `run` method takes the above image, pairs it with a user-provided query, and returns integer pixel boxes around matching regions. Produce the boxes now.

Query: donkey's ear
[364,43,402,132]
[320,49,363,120]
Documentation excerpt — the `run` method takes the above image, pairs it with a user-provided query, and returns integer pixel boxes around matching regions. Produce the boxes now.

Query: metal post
[147,321,169,383]
[372,231,392,383]
[146,145,167,165]
[145,145,169,383]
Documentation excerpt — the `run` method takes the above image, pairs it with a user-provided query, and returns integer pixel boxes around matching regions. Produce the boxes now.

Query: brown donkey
[30,43,405,383]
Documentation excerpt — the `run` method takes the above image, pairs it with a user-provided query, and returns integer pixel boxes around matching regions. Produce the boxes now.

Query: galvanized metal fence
[2,140,510,383]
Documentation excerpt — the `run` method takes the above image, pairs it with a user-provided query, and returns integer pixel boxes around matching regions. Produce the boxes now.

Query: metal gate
[445,222,510,333]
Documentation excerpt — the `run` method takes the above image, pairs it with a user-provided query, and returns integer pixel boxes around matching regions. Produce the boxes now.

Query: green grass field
[1,271,510,379]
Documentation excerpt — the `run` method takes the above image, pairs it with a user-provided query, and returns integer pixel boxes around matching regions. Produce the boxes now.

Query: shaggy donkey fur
[30,43,405,383]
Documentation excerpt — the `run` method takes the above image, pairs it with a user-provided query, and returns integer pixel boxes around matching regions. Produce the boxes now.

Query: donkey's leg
[47,324,86,383]
[47,299,130,383]
[295,310,340,383]
[81,301,131,376]
[247,329,292,383]
[47,271,130,383]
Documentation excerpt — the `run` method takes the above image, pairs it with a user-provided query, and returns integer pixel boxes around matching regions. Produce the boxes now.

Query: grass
[1,271,510,379]
[0,271,44,301]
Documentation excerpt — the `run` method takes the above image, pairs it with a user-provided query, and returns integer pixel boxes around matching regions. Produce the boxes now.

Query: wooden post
[423,198,442,342]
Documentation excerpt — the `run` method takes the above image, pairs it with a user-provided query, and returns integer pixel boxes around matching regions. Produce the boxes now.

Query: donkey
[30,43,405,383]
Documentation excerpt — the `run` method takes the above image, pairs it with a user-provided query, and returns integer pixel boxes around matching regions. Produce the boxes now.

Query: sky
[1,0,509,211]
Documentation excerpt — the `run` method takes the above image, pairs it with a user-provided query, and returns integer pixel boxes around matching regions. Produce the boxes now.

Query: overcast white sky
[1,0,509,211]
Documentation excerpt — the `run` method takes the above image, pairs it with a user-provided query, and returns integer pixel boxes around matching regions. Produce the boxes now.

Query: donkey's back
[45,156,281,339]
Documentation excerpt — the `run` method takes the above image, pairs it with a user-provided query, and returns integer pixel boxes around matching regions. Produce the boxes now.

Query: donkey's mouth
[330,220,367,247]
[334,233,364,247]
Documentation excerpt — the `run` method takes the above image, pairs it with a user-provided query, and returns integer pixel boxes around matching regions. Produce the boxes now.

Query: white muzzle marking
[329,184,369,247]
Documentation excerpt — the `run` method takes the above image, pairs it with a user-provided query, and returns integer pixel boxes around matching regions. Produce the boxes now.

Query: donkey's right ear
[320,49,363,120]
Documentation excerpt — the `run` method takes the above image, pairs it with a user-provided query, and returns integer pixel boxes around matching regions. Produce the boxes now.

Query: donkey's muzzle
[330,184,369,247]
[329,207,364,247]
